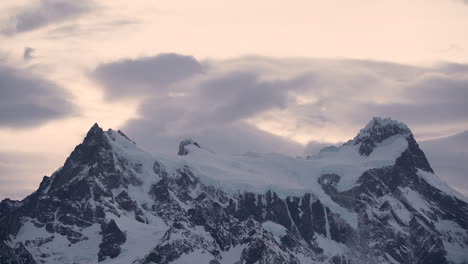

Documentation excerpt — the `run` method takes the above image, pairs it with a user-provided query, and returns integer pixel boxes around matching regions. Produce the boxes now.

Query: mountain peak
[359,117,410,137]
[48,123,112,190]
[89,122,102,133]
[353,117,412,156]
[83,122,106,144]
[178,138,200,155]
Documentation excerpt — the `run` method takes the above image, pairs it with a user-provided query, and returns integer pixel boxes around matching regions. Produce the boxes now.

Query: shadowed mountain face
[1,117,467,264]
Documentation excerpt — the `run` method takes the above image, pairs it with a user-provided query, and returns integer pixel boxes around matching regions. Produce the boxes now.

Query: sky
[0,0,467,199]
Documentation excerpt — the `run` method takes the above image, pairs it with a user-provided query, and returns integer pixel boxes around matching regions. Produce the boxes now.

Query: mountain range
[1,117,467,264]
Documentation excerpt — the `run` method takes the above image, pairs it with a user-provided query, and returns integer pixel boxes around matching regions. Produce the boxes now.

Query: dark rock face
[0,123,134,262]
[98,219,127,262]
[49,123,111,190]
[138,159,352,263]
[395,135,434,173]
[0,241,37,264]
[0,119,467,264]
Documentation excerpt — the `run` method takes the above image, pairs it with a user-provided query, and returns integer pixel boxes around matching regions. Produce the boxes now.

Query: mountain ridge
[1,118,467,264]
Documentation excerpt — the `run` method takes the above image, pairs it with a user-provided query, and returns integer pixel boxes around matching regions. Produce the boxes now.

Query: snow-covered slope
[1,117,467,264]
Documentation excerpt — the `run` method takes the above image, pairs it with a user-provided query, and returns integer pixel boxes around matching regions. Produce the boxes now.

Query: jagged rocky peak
[353,117,412,156]
[355,117,411,142]
[48,123,116,190]
[84,123,134,145]
[177,138,200,155]
[83,122,108,145]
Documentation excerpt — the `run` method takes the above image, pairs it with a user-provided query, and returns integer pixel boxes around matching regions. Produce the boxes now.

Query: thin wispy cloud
[1,0,94,35]
[45,19,139,39]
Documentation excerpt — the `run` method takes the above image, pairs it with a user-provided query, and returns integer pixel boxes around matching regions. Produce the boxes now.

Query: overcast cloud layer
[0,63,76,128]
[1,0,94,35]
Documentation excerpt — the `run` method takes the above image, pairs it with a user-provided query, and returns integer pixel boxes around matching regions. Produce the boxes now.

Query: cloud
[303,141,337,157]
[242,58,468,141]
[119,69,308,155]
[91,53,204,100]
[0,63,76,128]
[1,0,94,35]
[23,47,34,61]
[91,54,468,156]
[420,131,468,196]
[45,19,139,39]
[296,73,468,138]
[124,119,304,156]
[171,71,309,126]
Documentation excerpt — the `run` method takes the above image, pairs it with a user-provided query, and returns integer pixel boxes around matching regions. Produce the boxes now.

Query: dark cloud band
[91,53,204,100]
[0,64,76,128]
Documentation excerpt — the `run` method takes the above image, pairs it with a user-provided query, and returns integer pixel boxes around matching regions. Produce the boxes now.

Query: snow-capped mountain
[1,117,467,264]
